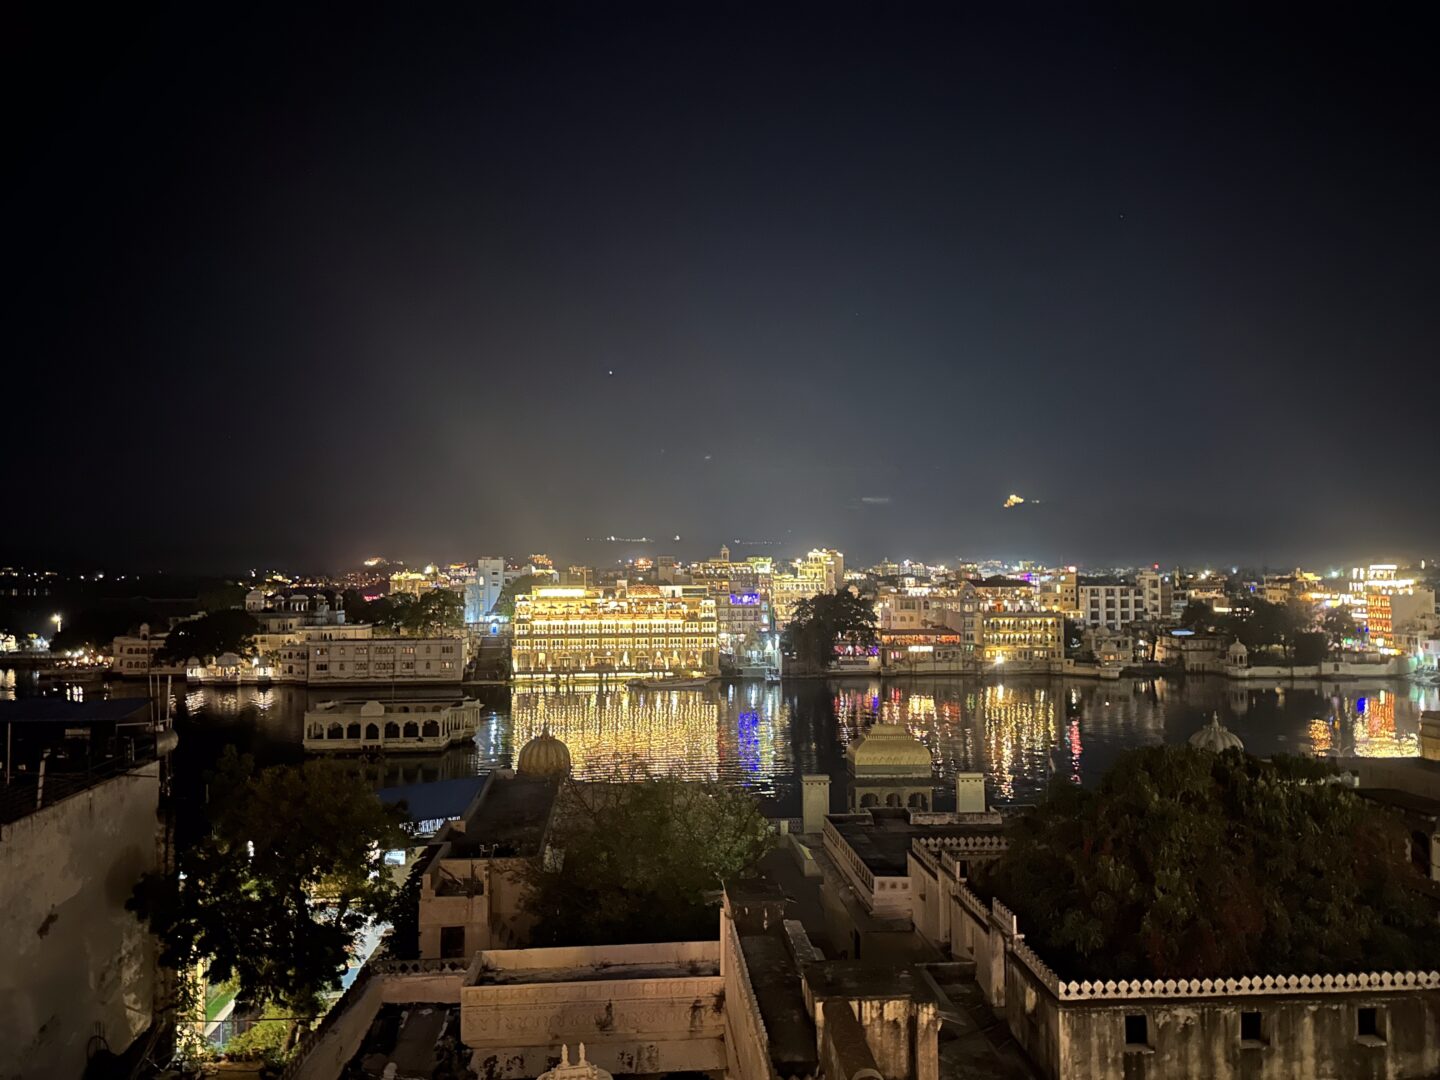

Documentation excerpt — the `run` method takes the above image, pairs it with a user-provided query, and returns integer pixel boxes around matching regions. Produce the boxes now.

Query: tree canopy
[974,746,1440,980]
[1322,605,1358,649]
[130,749,409,1037]
[493,574,538,619]
[523,778,774,945]
[156,610,261,663]
[340,588,463,635]
[780,588,877,672]
[197,580,248,613]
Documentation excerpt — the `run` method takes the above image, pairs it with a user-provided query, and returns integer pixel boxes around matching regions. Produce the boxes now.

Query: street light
[51,613,63,634]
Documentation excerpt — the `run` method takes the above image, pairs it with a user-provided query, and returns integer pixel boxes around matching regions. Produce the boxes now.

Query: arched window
[347,722,362,740]
[908,792,928,809]
[384,721,401,739]
[860,793,879,807]
[885,793,901,807]
[364,723,380,740]
[403,721,420,738]
[327,722,344,740]
[422,720,440,738]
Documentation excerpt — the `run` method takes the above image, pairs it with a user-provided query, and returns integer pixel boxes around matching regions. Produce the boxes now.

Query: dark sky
[12,3,1438,572]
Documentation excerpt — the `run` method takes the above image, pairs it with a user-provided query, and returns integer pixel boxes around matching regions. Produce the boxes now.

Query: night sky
[12,4,1437,572]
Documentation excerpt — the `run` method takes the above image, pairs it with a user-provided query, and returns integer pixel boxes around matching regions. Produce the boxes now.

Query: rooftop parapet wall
[984,894,1440,1003]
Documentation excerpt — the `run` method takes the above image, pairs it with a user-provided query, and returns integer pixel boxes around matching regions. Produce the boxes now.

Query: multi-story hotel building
[974,610,1063,666]
[714,588,770,657]
[1078,578,1147,629]
[770,548,845,627]
[511,584,719,680]
[1135,569,1174,621]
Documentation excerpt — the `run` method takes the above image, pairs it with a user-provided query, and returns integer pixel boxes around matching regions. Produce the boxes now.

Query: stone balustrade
[950,877,988,923]
[913,834,1009,854]
[999,899,1440,1003]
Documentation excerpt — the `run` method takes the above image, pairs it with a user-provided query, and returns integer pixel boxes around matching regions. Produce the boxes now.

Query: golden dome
[517,729,572,777]
[847,720,934,774]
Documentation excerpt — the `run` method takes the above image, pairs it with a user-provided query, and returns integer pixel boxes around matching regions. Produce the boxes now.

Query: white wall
[0,763,160,1078]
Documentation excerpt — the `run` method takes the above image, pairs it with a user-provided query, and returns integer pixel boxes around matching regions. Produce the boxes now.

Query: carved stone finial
[561,1045,570,1067]
[579,1043,587,1064]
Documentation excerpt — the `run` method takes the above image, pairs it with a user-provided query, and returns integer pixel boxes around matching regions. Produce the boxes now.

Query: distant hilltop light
[1003,494,1026,509]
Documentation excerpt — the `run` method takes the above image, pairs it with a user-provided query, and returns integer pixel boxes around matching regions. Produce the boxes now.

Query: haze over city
[8,6,1440,1080]
[12,5,1438,572]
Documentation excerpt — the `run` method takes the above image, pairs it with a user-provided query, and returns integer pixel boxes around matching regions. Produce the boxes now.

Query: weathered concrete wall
[1056,991,1440,1080]
[475,939,719,974]
[462,974,726,1080]
[821,999,883,1080]
[853,999,914,1080]
[463,942,726,1080]
[289,976,384,1080]
[722,911,777,1080]
[1001,954,1062,1079]
[0,764,160,1080]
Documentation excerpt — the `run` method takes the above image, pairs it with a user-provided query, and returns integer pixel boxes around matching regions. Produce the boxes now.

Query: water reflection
[2,667,1436,815]
[510,686,794,793]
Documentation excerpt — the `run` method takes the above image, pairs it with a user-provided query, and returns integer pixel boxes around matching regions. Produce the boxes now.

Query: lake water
[5,667,1435,815]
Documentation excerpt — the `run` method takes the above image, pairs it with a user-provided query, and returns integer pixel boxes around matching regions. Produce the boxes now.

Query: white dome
[1189,715,1244,753]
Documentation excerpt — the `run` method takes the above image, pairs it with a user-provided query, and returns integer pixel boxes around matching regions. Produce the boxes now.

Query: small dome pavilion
[1189,714,1245,754]
[846,718,935,810]
[517,729,572,777]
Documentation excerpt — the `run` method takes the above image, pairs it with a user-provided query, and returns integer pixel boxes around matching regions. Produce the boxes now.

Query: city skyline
[13,5,1439,570]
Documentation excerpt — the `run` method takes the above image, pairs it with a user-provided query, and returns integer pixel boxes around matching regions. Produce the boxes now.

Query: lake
[5,667,1435,815]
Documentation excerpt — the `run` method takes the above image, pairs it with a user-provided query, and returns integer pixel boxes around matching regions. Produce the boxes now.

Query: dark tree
[1322,606,1358,650]
[493,574,538,619]
[523,778,774,946]
[1178,599,1213,631]
[130,749,408,1045]
[974,746,1440,981]
[401,589,463,635]
[780,588,878,672]
[1293,631,1328,666]
[156,610,261,663]
[197,580,248,613]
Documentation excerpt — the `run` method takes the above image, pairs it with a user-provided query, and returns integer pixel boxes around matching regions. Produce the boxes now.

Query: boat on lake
[626,676,717,690]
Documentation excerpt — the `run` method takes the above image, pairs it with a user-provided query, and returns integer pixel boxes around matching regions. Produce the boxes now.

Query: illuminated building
[967,575,1050,611]
[1365,587,1435,652]
[511,584,718,680]
[1077,578,1147,629]
[874,589,1063,670]
[876,590,964,631]
[714,588,769,657]
[976,610,1063,667]
[1155,629,1226,672]
[302,696,482,753]
[463,556,507,622]
[1135,569,1173,621]
[769,548,844,627]
[390,569,439,597]
[1036,569,1078,617]
[878,628,970,674]
[109,623,186,677]
[277,634,466,684]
